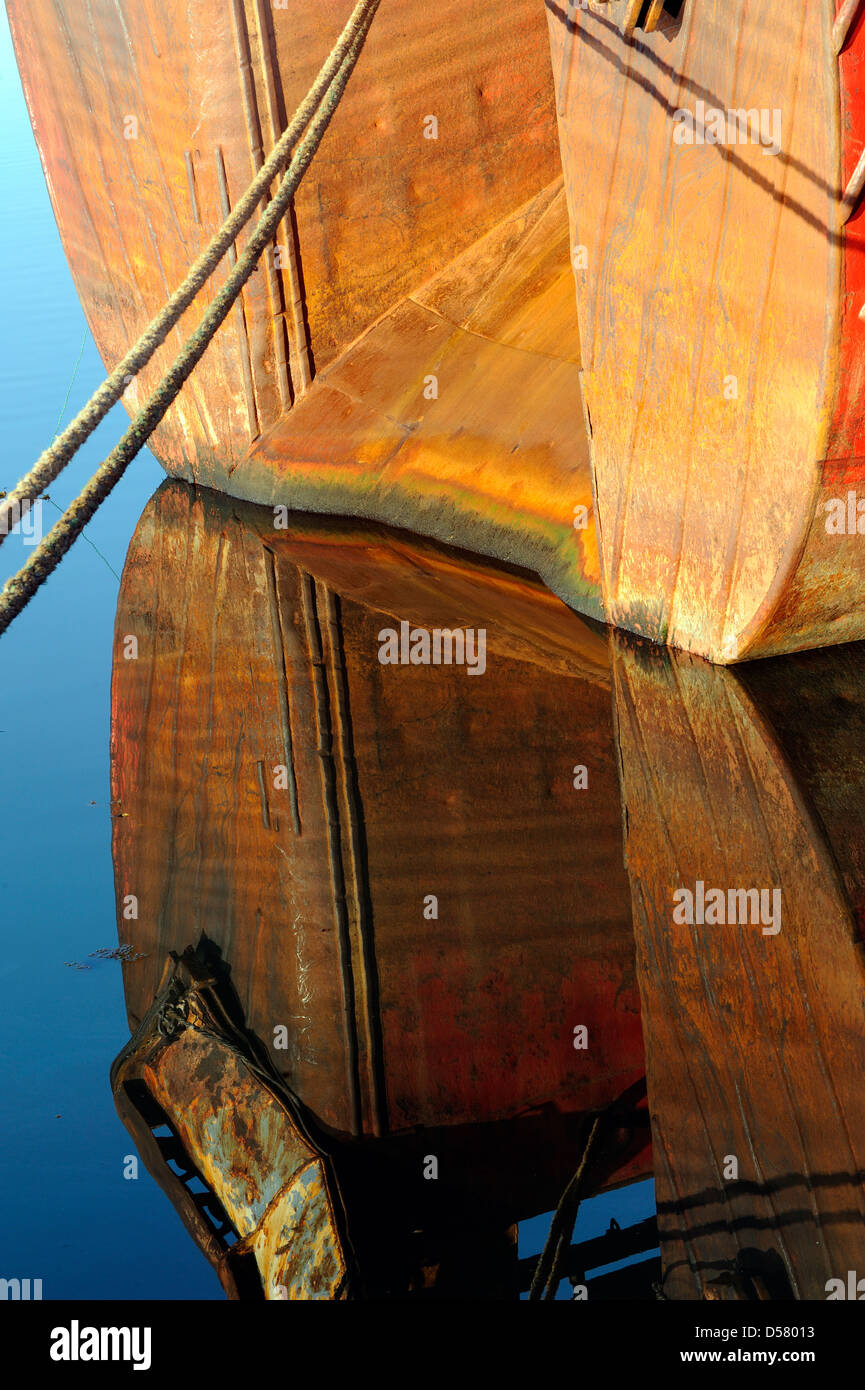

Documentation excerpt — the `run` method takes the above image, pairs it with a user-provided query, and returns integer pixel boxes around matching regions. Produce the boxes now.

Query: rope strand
[528,1115,601,1300]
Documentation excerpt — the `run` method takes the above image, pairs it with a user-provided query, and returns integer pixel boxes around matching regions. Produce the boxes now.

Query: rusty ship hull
[11,1,865,658]
[550,1,865,661]
[7,0,602,622]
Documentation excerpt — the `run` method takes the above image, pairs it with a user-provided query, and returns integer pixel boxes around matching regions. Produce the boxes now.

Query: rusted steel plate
[112,954,349,1299]
[548,2,865,661]
[7,1,604,622]
[249,1167,346,1300]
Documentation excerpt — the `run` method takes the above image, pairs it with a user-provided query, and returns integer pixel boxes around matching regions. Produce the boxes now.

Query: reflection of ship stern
[111,949,352,1300]
[108,484,651,1298]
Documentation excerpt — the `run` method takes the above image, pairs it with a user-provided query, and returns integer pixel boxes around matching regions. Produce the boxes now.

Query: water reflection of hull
[109,482,865,1300]
[110,482,649,1297]
[614,636,865,1300]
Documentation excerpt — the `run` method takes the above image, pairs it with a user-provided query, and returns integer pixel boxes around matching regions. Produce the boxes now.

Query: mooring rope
[0,0,380,554]
[0,0,380,635]
[528,1114,602,1300]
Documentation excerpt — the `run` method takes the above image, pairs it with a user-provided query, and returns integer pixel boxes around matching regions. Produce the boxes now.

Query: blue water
[519,1180,658,1300]
[0,10,221,1298]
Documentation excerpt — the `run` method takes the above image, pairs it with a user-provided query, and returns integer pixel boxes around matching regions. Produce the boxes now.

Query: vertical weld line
[256,760,272,829]
[230,0,294,412]
[184,150,201,225]
[608,0,698,606]
[320,583,388,1138]
[718,0,806,656]
[263,546,301,834]
[282,210,313,394]
[299,569,362,1138]
[666,0,748,638]
[557,1,579,118]
[215,145,261,441]
[229,0,267,173]
[253,0,312,396]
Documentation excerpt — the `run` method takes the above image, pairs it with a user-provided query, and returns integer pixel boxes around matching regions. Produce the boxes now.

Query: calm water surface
[0,11,219,1298]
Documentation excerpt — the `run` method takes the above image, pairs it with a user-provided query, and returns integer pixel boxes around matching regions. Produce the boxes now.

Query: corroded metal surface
[549,2,865,661]
[14,2,865,661]
[248,1166,345,1300]
[7,1,602,622]
[7,0,562,455]
[112,953,350,1299]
